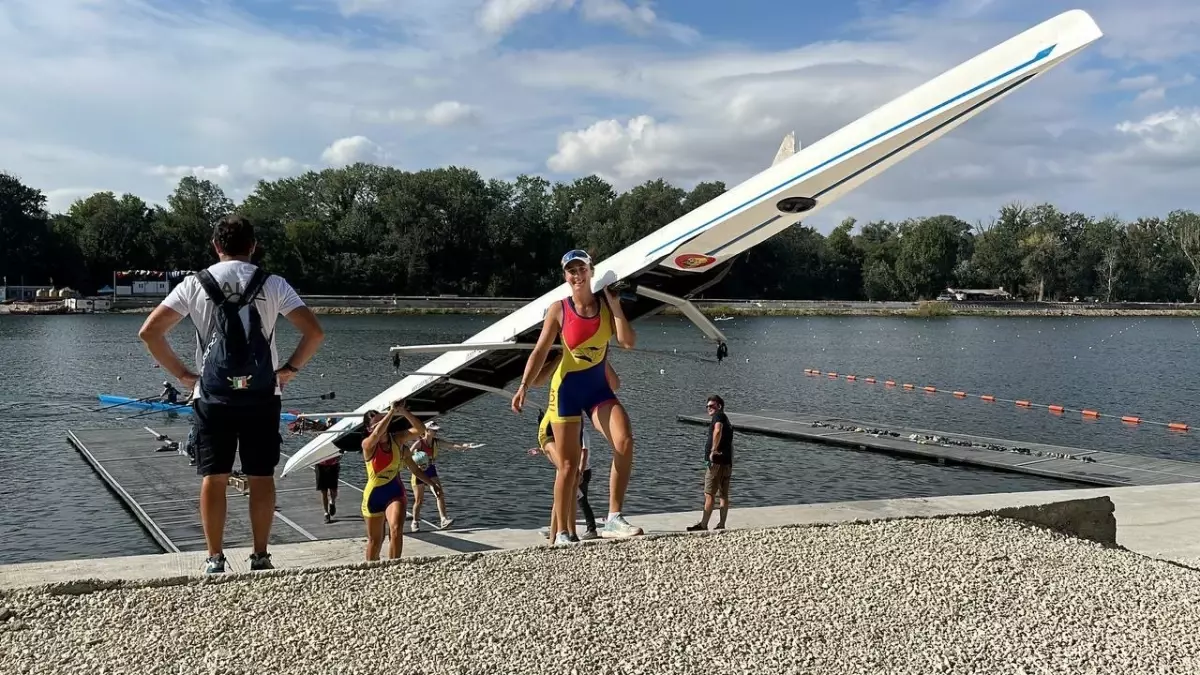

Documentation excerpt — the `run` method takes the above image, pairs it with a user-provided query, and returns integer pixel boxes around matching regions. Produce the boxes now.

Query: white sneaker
[410,520,420,533]
[601,514,643,539]
[554,532,573,546]
[439,517,455,530]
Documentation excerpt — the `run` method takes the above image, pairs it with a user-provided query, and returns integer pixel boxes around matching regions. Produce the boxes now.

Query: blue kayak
[97,394,300,422]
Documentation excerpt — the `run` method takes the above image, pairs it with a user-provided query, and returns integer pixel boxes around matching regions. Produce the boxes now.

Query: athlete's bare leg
[543,440,561,540]
[549,420,582,539]
[592,401,643,537]
[385,499,405,559]
[411,481,425,526]
[365,515,385,561]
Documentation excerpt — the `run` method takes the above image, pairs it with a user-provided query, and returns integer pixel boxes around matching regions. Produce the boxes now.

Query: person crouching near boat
[512,248,643,543]
[360,401,434,561]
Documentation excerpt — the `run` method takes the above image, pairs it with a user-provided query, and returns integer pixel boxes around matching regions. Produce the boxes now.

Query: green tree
[862,258,901,300]
[0,172,51,285]
[893,216,963,299]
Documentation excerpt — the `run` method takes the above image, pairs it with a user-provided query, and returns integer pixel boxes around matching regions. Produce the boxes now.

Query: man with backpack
[138,214,325,574]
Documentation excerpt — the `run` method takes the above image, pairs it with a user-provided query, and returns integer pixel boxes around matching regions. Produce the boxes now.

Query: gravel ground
[3,516,1200,674]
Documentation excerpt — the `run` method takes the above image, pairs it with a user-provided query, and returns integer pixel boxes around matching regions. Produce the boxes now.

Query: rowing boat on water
[96,394,301,422]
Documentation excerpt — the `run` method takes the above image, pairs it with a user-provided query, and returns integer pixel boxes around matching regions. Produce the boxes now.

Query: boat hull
[282,9,1104,477]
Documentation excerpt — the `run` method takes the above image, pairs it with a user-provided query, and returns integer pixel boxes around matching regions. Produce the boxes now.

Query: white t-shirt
[161,260,305,397]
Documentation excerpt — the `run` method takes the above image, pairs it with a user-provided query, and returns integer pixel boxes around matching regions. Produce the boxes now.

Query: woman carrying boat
[531,352,621,543]
[360,401,435,560]
[511,249,642,543]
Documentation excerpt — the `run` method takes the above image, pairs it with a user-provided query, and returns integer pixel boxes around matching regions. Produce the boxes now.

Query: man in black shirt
[688,394,733,531]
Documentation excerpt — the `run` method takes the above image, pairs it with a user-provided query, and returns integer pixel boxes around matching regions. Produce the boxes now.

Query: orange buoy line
[801,368,1190,432]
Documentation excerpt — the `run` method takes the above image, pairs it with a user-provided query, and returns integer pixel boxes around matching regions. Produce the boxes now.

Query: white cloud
[321,136,386,167]
[476,0,695,42]
[424,100,477,126]
[579,0,653,33]
[1113,107,1200,167]
[356,100,478,127]
[1134,88,1167,104]
[478,0,574,36]
[242,157,302,177]
[149,164,232,182]
[0,0,1197,229]
[548,115,718,185]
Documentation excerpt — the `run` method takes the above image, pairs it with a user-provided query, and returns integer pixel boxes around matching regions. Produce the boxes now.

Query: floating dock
[676,410,1200,487]
[67,426,365,553]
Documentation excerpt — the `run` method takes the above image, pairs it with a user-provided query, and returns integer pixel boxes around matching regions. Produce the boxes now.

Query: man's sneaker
[568,533,580,543]
[249,552,274,571]
[439,517,455,530]
[324,513,332,524]
[204,554,226,574]
[580,528,598,540]
[686,523,707,532]
[713,523,726,530]
[554,532,573,546]
[601,514,643,539]
[328,502,337,518]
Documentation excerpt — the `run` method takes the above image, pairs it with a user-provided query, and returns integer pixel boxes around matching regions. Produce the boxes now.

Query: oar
[93,393,162,413]
[119,391,336,420]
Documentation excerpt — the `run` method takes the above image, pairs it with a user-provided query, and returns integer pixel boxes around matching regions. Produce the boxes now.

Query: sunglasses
[561,249,592,267]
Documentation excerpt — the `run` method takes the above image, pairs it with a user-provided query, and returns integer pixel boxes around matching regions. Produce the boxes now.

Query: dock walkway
[68,426,363,553]
[676,410,1200,487]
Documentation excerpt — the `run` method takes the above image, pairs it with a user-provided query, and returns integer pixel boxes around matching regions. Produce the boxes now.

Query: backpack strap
[237,267,271,308]
[195,270,226,305]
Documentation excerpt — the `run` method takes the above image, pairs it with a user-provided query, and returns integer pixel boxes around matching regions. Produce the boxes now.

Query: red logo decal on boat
[674,253,716,269]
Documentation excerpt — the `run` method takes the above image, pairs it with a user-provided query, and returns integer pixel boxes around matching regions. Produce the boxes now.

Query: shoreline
[139,304,1200,318]
[7,298,1200,318]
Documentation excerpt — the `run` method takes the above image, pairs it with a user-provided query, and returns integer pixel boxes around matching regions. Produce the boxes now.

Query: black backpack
[194,267,277,404]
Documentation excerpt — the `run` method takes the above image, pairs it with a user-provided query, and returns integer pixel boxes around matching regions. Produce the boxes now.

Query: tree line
[2,164,1199,302]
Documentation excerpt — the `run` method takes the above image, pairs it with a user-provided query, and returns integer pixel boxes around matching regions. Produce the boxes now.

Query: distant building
[1,284,45,302]
[0,284,80,302]
[111,270,196,297]
[64,297,113,313]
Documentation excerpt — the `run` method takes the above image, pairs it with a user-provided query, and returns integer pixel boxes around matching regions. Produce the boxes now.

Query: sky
[1,0,1198,231]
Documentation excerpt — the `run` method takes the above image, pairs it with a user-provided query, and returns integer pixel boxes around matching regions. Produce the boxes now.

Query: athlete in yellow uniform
[532,352,621,541]
[359,401,433,561]
[512,249,643,544]
[408,423,465,531]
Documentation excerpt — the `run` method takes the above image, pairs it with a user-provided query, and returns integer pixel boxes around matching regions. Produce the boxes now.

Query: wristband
[281,362,299,373]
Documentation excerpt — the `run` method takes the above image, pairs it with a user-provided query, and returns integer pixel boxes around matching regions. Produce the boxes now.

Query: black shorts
[192,397,282,477]
[315,463,341,491]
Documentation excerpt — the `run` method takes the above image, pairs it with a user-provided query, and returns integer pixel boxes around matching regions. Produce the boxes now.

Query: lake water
[1,313,1197,565]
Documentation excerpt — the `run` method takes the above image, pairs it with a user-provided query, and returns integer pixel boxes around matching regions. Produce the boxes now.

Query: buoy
[659,369,665,375]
